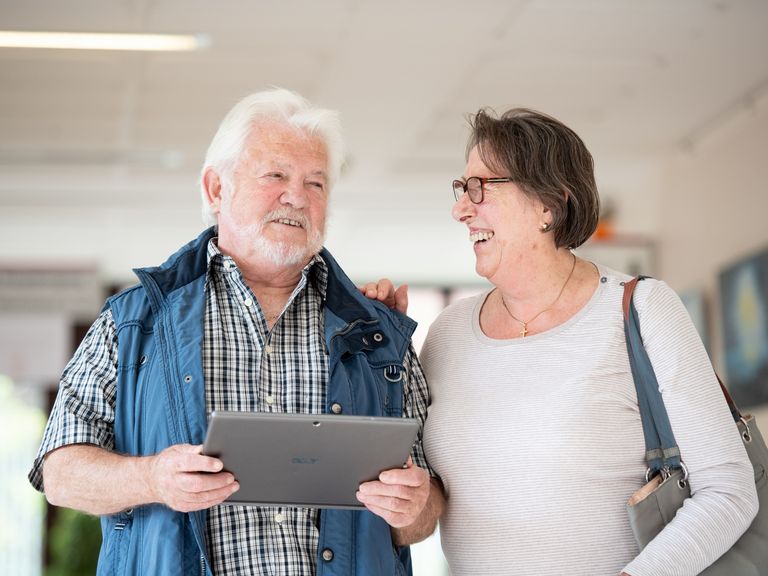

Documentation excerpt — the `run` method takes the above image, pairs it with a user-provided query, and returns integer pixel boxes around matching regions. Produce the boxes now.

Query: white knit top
[421,265,757,576]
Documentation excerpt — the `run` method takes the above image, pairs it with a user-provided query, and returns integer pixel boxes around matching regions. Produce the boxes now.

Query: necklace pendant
[520,324,528,337]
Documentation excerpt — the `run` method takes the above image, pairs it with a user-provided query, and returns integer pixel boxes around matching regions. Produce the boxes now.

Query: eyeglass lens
[452,177,483,203]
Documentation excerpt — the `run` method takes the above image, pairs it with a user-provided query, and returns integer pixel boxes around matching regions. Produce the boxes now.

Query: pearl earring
[540,223,550,232]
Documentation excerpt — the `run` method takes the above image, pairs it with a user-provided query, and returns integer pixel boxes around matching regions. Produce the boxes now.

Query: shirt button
[330,403,342,414]
[243,297,253,307]
[321,548,334,562]
[264,344,273,355]
[266,395,274,405]
[274,513,284,524]
[224,261,231,270]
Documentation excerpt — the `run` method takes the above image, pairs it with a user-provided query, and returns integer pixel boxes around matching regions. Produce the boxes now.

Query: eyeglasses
[452,176,515,204]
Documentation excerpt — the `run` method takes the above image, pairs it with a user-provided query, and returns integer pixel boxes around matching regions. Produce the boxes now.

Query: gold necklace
[499,254,577,337]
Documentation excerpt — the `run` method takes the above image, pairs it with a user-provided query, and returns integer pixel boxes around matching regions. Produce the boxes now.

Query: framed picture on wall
[719,246,768,409]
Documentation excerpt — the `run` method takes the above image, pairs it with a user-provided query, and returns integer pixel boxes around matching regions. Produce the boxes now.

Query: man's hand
[148,444,240,512]
[42,443,239,515]
[358,279,409,315]
[356,457,430,528]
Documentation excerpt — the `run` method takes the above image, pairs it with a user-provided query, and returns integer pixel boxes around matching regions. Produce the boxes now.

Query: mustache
[261,208,309,229]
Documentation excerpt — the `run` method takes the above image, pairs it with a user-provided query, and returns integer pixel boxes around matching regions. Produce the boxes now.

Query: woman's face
[452,146,550,283]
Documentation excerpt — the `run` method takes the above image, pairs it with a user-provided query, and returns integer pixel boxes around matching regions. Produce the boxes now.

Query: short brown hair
[467,107,599,249]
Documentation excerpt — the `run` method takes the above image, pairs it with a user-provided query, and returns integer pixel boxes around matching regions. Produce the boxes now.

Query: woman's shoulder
[594,263,633,284]
[594,264,675,299]
[591,264,690,335]
[584,263,688,327]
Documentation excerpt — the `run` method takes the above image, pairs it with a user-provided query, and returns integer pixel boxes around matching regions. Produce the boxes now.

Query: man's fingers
[174,479,241,513]
[358,282,379,298]
[358,503,412,528]
[378,459,427,487]
[169,444,224,473]
[376,279,395,301]
[379,469,425,487]
[356,459,430,526]
[149,444,232,509]
[191,453,225,473]
[358,279,402,309]
[358,480,412,499]
[189,477,239,500]
[177,470,236,494]
[356,486,425,528]
[356,488,408,512]
[394,284,409,314]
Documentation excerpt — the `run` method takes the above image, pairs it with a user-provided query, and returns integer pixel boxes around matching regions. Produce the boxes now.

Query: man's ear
[202,167,223,215]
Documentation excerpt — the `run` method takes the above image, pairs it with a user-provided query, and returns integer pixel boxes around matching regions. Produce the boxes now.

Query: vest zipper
[200,553,205,576]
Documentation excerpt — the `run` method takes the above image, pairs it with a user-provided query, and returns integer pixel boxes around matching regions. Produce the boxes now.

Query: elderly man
[29,88,443,575]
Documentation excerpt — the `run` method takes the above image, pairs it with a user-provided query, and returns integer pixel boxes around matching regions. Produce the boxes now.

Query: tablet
[202,411,420,508]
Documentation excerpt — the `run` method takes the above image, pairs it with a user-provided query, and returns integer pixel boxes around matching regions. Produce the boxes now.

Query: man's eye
[266,172,284,179]
[308,181,325,190]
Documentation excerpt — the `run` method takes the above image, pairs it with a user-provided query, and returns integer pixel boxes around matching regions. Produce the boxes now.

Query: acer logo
[291,457,319,464]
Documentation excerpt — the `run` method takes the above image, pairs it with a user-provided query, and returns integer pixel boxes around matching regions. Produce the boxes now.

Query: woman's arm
[623,280,758,575]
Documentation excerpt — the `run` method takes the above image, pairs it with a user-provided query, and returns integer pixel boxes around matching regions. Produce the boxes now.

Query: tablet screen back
[202,412,419,508]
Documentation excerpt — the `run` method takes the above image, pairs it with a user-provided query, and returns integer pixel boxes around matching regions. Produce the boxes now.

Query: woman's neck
[492,248,576,309]
[481,251,599,340]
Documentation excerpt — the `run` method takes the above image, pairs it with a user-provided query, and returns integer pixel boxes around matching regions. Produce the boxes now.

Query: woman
[367,107,758,575]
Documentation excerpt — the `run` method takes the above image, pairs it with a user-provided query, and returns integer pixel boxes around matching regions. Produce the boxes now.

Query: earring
[539,223,550,232]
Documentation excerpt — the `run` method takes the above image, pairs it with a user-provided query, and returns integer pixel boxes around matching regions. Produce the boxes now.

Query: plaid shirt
[30,238,432,576]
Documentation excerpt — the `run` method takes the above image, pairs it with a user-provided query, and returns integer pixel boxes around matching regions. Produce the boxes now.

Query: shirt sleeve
[402,343,437,478]
[623,280,759,576]
[27,308,119,493]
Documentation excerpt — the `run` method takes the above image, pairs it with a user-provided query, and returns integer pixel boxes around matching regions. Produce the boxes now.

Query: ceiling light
[0,31,209,51]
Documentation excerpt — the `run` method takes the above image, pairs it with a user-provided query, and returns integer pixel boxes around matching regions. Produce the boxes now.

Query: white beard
[242,208,325,267]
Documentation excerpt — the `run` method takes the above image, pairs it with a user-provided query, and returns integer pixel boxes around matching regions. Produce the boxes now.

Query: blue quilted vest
[97,227,416,576]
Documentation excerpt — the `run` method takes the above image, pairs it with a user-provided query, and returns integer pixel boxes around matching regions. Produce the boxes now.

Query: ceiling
[1,0,767,283]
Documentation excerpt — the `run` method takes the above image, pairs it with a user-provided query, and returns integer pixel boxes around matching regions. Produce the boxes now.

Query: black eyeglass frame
[452,176,515,203]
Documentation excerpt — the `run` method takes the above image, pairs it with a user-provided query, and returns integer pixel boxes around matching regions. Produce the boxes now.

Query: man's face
[213,122,329,267]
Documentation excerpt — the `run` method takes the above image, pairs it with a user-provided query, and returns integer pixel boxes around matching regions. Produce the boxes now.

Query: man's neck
[238,257,306,294]
[216,233,311,292]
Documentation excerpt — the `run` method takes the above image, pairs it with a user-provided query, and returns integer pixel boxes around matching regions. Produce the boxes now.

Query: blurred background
[1,0,767,574]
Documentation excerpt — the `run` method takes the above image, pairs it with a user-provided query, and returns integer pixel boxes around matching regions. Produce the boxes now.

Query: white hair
[200,87,346,226]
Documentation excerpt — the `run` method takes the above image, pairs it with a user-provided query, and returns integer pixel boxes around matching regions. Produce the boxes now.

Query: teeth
[276,218,302,228]
[470,231,494,243]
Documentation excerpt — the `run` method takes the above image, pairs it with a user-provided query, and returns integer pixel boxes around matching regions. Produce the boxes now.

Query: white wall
[656,91,768,421]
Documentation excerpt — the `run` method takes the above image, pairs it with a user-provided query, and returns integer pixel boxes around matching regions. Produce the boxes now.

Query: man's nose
[279,179,308,208]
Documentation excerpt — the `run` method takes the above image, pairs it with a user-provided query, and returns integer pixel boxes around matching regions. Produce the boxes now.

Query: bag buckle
[645,462,689,488]
[740,416,753,443]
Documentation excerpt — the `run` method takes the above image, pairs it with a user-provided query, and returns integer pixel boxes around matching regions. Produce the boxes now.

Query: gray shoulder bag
[623,276,768,575]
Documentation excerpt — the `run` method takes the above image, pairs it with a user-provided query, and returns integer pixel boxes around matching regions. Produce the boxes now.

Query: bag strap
[717,374,743,423]
[622,276,683,476]
[622,277,745,478]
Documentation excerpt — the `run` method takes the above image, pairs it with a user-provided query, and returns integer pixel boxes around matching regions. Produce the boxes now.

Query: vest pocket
[98,509,133,576]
